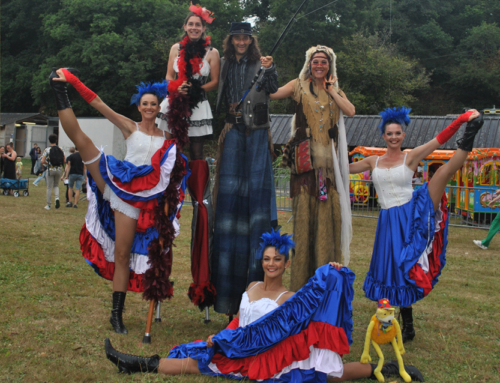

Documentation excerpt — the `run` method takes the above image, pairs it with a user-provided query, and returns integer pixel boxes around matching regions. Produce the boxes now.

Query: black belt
[225,114,243,124]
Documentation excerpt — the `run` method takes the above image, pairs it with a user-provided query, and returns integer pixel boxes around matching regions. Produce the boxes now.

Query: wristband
[61,68,97,103]
[436,110,474,145]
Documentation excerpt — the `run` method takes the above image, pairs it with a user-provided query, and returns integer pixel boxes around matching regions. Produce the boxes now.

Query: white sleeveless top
[124,123,165,166]
[238,282,289,328]
[371,153,414,209]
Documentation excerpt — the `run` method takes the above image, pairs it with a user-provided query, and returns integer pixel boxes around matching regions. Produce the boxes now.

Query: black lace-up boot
[456,112,484,152]
[49,67,80,110]
[105,338,159,374]
[400,306,415,343]
[110,292,128,334]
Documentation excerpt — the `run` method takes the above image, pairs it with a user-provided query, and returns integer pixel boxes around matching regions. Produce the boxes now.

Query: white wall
[58,118,126,160]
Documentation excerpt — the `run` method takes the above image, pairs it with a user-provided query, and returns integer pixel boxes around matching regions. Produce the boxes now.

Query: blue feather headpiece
[378,106,412,135]
[130,80,169,106]
[256,228,295,260]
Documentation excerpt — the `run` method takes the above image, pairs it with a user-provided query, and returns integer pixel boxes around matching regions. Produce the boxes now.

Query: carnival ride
[349,147,500,223]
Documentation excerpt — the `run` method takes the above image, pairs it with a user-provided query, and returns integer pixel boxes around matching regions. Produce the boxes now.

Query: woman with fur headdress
[271,45,356,292]
[349,106,483,342]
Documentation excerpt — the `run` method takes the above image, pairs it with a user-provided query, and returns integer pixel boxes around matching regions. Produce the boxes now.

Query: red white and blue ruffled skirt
[167,265,354,382]
[363,183,448,307]
[80,139,188,292]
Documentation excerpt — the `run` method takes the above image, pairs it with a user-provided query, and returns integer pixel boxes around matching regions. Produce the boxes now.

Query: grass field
[1,178,499,383]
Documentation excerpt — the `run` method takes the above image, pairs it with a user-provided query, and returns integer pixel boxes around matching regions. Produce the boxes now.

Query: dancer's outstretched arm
[53,69,136,139]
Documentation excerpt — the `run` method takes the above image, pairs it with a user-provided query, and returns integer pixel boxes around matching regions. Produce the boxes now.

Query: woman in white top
[156,4,220,160]
[349,106,483,343]
[105,229,424,382]
[50,68,181,335]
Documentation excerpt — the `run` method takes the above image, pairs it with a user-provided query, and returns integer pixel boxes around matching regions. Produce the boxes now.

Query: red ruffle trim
[212,321,349,380]
[409,192,448,296]
[80,224,144,292]
[112,139,176,193]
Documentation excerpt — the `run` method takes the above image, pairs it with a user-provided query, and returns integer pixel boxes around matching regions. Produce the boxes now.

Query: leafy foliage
[1,0,498,120]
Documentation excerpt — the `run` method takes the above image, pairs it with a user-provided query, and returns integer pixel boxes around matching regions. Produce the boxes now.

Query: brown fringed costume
[283,79,345,291]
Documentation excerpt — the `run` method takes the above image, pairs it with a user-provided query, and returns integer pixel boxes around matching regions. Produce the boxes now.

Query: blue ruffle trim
[363,183,447,307]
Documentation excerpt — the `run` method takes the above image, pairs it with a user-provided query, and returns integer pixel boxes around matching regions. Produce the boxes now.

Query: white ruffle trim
[156,98,213,137]
[417,201,444,273]
[104,185,141,220]
[85,183,150,275]
[104,143,176,200]
[207,346,343,380]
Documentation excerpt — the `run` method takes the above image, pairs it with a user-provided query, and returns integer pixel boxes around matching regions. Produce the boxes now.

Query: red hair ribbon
[189,2,214,24]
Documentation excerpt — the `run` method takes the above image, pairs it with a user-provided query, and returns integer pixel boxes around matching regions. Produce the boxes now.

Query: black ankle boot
[400,306,415,343]
[369,361,425,381]
[105,338,159,374]
[49,67,80,110]
[456,112,484,152]
[110,292,128,334]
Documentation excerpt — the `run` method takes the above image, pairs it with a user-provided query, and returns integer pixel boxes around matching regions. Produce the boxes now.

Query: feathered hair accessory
[189,2,214,24]
[378,106,412,135]
[256,228,295,260]
[130,80,169,106]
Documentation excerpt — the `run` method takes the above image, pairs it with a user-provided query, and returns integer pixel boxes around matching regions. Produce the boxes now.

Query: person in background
[473,188,500,250]
[0,146,5,178]
[33,147,47,186]
[41,134,65,210]
[62,146,86,208]
[16,157,23,179]
[29,143,38,174]
[1,143,17,181]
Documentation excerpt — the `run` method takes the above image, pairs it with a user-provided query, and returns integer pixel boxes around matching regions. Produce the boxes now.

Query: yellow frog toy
[360,299,412,382]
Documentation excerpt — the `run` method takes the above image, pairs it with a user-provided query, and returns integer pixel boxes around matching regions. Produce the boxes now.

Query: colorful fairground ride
[349,146,500,223]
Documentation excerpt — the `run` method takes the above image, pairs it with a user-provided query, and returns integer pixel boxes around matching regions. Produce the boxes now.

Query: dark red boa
[167,35,210,148]
[143,36,210,303]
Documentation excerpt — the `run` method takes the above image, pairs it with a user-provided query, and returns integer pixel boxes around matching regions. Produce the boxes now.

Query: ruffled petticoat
[167,265,354,382]
[156,98,213,138]
[80,140,187,292]
[363,183,448,307]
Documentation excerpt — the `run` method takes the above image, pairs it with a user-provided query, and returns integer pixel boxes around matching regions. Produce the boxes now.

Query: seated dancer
[105,230,424,382]
[211,22,279,316]
[50,69,187,334]
[349,107,483,342]
[155,3,220,309]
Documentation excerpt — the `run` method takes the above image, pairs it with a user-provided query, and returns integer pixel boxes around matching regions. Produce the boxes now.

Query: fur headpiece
[256,228,295,260]
[189,2,214,24]
[130,81,168,106]
[299,45,338,91]
[378,106,412,135]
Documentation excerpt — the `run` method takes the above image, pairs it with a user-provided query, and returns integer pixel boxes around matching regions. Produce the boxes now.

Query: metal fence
[184,167,499,231]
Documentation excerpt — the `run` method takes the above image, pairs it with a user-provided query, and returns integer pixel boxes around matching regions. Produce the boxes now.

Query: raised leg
[427,149,468,211]
[391,338,411,382]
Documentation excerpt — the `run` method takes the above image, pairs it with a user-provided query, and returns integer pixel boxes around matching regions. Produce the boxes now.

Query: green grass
[1,183,499,382]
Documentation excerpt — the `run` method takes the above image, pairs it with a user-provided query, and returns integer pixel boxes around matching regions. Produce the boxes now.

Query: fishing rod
[236,0,310,108]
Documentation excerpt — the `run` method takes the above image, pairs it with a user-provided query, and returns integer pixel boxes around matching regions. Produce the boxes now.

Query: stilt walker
[156,3,218,310]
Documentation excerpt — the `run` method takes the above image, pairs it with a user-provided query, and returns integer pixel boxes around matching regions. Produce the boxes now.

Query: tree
[337,33,430,114]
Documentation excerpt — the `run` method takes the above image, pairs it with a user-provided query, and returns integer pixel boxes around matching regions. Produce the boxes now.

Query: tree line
[2,0,499,135]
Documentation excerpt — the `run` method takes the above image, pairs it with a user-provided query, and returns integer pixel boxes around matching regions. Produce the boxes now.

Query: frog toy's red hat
[378,298,393,310]
[189,2,214,24]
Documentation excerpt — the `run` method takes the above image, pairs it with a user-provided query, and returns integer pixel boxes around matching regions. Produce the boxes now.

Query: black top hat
[229,22,252,36]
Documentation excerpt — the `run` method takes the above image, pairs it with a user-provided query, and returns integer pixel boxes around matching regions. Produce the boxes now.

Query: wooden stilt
[142,300,156,344]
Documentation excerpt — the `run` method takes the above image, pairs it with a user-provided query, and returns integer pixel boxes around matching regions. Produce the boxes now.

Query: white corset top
[372,153,414,209]
[238,282,288,328]
[124,123,165,166]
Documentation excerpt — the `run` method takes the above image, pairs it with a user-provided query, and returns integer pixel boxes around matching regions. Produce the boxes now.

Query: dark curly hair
[223,34,262,62]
